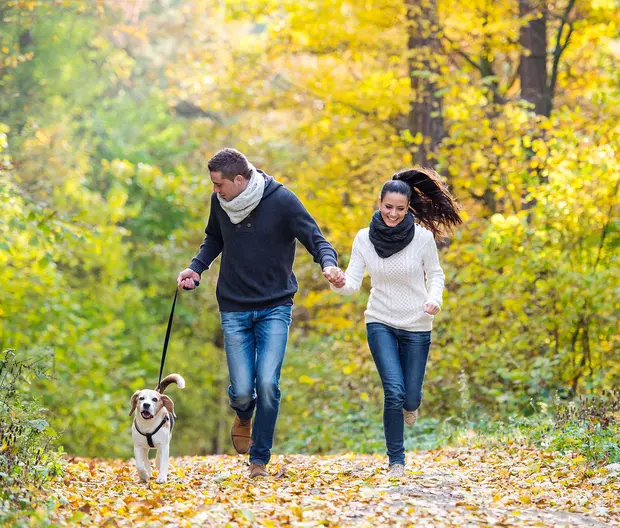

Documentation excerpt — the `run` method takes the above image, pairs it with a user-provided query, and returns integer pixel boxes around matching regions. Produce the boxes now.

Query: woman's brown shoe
[404,408,418,425]
[249,462,269,478]
[231,416,252,454]
[388,464,405,478]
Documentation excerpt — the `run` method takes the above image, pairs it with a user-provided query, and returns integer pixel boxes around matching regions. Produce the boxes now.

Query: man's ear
[161,395,176,418]
[129,391,141,416]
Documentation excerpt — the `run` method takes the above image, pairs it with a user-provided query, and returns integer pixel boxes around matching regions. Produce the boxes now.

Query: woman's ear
[129,391,141,416]
[161,395,176,418]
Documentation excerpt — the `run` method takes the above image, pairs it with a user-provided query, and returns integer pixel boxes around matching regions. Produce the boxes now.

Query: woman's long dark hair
[381,167,462,238]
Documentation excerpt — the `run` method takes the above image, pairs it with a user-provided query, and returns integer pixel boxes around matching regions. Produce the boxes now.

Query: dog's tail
[156,374,186,393]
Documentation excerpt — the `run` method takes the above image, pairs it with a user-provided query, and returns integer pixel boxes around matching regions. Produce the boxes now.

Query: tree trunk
[519,0,548,115]
[407,0,444,167]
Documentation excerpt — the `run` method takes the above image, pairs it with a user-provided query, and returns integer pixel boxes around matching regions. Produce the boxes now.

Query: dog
[129,374,185,483]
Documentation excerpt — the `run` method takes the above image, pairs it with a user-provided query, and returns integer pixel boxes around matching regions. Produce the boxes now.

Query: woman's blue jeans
[220,305,292,465]
[366,322,431,466]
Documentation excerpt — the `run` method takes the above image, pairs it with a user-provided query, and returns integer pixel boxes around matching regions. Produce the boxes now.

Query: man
[178,148,343,478]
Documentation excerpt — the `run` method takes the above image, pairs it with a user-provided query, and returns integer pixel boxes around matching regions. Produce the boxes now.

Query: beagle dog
[129,374,185,483]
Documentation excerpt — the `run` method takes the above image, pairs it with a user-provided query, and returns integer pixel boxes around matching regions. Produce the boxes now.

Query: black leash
[156,279,199,392]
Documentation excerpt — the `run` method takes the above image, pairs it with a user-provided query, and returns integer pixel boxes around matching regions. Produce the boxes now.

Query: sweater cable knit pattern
[332,225,445,331]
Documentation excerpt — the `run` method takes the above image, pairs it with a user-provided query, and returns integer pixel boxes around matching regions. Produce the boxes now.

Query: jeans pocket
[419,330,432,346]
[366,322,387,333]
[270,305,293,326]
[220,311,248,334]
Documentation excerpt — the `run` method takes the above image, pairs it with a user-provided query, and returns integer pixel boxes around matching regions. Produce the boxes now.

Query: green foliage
[0,350,64,522]
[0,1,227,459]
[435,390,620,467]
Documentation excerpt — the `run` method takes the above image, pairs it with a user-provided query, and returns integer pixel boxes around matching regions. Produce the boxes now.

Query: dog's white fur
[129,374,185,483]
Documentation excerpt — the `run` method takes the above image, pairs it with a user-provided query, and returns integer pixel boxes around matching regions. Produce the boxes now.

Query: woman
[331,167,461,477]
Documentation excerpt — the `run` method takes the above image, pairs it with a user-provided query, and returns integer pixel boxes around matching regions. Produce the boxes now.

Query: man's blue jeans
[366,322,431,466]
[220,305,292,465]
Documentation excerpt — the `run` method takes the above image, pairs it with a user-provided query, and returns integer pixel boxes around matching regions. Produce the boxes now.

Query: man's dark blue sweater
[188,171,338,312]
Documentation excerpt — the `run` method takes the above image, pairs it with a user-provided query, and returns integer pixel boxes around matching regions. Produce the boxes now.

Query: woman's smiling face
[379,192,409,227]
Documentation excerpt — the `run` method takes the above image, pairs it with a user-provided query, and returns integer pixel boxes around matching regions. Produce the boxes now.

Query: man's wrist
[188,259,208,275]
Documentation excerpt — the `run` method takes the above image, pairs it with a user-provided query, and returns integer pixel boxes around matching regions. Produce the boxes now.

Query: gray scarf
[217,165,265,224]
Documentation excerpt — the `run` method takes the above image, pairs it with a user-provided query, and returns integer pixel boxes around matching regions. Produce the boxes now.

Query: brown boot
[231,416,252,454]
[249,462,269,478]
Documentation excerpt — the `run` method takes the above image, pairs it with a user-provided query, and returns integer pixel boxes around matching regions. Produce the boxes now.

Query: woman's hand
[332,271,346,288]
[323,266,346,288]
[423,301,441,315]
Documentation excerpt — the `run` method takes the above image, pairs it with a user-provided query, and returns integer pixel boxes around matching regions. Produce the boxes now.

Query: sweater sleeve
[331,232,366,296]
[286,190,338,269]
[188,194,224,275]
[422,235,445,307]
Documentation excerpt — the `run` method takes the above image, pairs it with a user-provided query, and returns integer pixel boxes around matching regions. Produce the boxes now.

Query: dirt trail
[48,447,618,527]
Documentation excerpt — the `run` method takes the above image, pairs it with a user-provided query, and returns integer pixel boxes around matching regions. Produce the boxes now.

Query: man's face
[210,171,248,201]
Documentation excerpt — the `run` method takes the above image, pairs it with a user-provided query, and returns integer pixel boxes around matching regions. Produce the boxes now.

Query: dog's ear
[161,395,176,418]
[129,390,141,416]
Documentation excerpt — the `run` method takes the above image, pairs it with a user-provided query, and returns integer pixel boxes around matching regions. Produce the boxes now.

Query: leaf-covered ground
[46,447,618,527]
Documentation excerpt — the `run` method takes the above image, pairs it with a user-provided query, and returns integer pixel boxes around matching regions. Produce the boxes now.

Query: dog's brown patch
[160,395,175,417]
[128,390,141,416]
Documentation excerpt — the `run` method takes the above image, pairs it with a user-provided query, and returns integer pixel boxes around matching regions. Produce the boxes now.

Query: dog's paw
[137,469,150,482]
[155,475,168,484]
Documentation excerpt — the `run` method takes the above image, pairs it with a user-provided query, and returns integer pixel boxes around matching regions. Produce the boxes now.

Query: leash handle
[182,279,200,291]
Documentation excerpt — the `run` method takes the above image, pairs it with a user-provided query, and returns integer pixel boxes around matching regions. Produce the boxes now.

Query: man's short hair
[208,148,252,181]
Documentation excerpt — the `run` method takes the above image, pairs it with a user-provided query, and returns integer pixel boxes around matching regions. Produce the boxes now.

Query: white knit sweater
[331,225,445,331]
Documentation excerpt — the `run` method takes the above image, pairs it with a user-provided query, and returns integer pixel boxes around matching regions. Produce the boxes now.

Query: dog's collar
[134,414,173,448]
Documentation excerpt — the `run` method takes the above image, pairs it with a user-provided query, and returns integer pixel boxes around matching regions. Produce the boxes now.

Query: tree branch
[545,0,577,116]
[173,101,223,123]
[442,35,484,74]
[443,34,507,104]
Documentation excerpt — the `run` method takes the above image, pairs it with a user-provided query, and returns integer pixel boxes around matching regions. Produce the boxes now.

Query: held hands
[323,266,346,288]
[177,268,201,290]
[424,301,441,315]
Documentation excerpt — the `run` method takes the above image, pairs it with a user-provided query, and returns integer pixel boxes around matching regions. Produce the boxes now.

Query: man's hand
[424,301,441,315]
[177,268,201,290]
[323,266,345,288]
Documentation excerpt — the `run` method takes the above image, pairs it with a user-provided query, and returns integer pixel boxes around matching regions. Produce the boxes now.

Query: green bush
[0,350,64,522]
[436,390,620,465]
[534,391,620,465]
